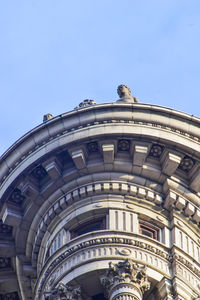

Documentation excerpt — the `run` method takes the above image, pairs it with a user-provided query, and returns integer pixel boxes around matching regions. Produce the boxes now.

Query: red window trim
[139,221,160,241]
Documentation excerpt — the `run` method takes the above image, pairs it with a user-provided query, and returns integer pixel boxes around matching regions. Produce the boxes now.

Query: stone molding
[1,103,200,188]
[31,182,200,267]
[36,234,170,297]
[2,103,200,299]
[36,180,163,234]
[164,190,200,224]
[32,181,163,262]
[173,252,200,278]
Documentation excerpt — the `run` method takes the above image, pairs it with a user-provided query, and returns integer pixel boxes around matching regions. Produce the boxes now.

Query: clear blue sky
[0,0,200,155]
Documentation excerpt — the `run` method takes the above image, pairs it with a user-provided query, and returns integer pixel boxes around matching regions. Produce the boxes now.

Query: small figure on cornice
[117,84,139,103]
[43,113,53,122]
[75,99,97,109]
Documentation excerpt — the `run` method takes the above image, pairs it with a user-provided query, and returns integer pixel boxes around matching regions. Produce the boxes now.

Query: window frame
[70,218,106,239]
[139,221,160,241]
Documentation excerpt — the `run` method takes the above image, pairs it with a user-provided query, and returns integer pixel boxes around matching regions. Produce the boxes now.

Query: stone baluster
[101,259,150,300]
[44,282,81,300]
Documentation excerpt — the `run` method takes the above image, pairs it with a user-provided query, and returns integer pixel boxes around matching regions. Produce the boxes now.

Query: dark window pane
[141,229,153,238]
[92,293,106,300]
[71,219,105,239]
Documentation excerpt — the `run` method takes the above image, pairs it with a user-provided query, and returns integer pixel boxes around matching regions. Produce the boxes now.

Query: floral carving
[32,165,47,181]
[44,282,81,300]
[118,139,130,152]
[178,156,195,173]
[87,142,98,153]
[117,248,131,256]
[9,188,25,204]
[101,259,150,297]
[149,144,164,158]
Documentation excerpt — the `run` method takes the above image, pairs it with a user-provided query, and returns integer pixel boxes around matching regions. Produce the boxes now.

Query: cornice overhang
[1,102,200,299]
[1,102,200,164]
[1,103,200,192]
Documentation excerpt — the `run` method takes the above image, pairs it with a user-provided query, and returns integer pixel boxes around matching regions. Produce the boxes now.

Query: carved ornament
[44,282,81,300]
[101,259,150,297]
[75,99,97,109]
[178,155,195,173]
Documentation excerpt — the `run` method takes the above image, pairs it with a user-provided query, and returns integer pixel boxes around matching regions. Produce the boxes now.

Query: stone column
[44,282,81,300]
[101,259,150,300]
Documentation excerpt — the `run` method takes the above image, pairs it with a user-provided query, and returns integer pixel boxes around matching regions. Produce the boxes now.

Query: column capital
[101,259,150,300]
[44,282,81,300]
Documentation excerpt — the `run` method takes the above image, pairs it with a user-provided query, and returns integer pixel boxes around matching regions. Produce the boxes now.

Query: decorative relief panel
[9,188,25,204]
[178,155,195,173]
[172,258,200,293]
[148,144,164,159]
[87,142,99,153]
[118,139,130,152]
[37,236,170,297]
[32,165,47,181]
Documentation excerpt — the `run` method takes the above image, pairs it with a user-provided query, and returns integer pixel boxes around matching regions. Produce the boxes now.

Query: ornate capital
[44,282,81,300]
[101,259,150,300]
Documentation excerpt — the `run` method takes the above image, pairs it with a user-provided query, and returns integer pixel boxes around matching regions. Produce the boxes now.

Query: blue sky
[0,1,200,155]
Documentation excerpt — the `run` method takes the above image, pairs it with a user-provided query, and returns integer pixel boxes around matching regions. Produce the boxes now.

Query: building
[0,85,200,299]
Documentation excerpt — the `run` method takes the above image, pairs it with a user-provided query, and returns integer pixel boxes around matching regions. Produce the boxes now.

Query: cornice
[1,103,200,189]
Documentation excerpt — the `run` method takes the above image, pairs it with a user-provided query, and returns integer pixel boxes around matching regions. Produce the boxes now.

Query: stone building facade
[0,86,200,299]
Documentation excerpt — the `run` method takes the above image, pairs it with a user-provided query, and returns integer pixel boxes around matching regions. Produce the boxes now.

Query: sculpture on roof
[75,99,97,109]
[117,84,139,103]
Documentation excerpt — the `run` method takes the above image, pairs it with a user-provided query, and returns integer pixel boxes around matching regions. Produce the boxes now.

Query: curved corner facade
[1,102,200,299]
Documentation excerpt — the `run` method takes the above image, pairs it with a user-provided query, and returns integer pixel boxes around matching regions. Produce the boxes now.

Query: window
[139,221,160,241]
[71,219,105,239]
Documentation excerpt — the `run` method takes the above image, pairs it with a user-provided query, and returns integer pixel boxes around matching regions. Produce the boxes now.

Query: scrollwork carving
[44,282,81,300]
[101,259,150,299]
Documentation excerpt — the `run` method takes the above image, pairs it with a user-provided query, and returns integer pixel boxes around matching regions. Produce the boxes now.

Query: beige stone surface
[1,100,200,299]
